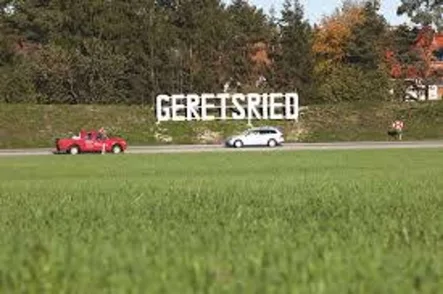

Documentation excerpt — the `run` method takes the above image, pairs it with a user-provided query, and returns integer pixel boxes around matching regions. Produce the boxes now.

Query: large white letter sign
[232,93,246,120]
[201,93,216,121]
[285,93,299,120]
[269,93,284,120]
[171,94,186,121]
[156,94,171,122]
[186,94,201,121]
[247,93,262,120]
[216,93,229,120]
[155,92,300,122]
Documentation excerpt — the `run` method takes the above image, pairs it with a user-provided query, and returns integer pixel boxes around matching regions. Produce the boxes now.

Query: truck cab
[55,129,127,155]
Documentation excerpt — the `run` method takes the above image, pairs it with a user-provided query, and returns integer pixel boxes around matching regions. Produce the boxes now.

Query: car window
[259,130,277,135]
[97,133,106,140]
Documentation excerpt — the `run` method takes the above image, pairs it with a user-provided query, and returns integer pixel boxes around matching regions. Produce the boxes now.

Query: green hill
[1,101,443,149]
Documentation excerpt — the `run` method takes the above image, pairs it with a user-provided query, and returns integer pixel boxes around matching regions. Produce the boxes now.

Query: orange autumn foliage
[312,4,366,63]
[250,42,271,68]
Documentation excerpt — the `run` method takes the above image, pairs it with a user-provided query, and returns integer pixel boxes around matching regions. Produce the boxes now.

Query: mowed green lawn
[1,149,443,293]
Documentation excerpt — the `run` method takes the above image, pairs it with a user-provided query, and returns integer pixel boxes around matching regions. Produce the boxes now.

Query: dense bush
[316,65,394,103]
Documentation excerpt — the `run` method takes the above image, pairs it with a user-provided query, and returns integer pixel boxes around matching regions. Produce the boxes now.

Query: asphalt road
[1,140,443,156]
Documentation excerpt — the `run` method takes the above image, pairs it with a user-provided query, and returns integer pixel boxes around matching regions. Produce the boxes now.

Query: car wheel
[112,144,122,154]
[268,139,277,148]
[69,146,79,155]
[234,140,243,148]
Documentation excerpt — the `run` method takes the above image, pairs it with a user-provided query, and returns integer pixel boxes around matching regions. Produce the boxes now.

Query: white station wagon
[224,126,285,148]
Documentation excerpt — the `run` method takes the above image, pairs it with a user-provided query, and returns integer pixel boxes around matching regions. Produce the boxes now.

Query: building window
[433,48,443,61]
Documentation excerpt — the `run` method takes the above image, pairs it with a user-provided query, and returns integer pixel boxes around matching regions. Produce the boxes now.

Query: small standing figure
[391,120,404,140]
[98,127,106,154]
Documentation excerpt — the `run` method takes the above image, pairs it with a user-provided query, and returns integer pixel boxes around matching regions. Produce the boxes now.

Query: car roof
[249,126,282,131]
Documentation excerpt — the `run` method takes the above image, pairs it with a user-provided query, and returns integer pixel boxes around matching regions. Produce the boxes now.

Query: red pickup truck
[54,129,128,155]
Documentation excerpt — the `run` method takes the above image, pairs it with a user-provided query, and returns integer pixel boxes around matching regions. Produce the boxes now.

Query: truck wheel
[112,144,122,154]
[69,146,79,155]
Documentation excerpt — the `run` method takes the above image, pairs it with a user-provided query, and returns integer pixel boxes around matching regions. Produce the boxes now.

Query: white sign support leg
[247,116,253,128]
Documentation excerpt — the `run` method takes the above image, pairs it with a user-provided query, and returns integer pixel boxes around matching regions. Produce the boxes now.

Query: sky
[245,0,411,25]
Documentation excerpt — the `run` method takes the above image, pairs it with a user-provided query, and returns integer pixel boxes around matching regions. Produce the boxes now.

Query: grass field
[1,149,443,293]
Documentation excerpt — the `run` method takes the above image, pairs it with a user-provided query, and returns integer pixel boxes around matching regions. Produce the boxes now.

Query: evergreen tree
[0,0,178,104]
[224,0,273,91]
[171,0,229,93]
[344,1,389,70]
[272,0,316,104]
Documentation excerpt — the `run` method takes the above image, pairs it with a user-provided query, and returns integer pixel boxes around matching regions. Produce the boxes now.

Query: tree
[344,1,389,70]
[385,25,425,80]
[313,0,393,103]
[397,0,443,31]
[316,64,392,103]
[0,0,181,104]
[312,0,366,74]
[272,0,316,104]
[223,0,273,91]
[396,0,443,100]
[170,0,231,93]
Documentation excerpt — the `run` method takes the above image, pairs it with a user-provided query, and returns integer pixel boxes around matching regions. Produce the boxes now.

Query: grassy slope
[0,150,442,293]
[2,101,443,148]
